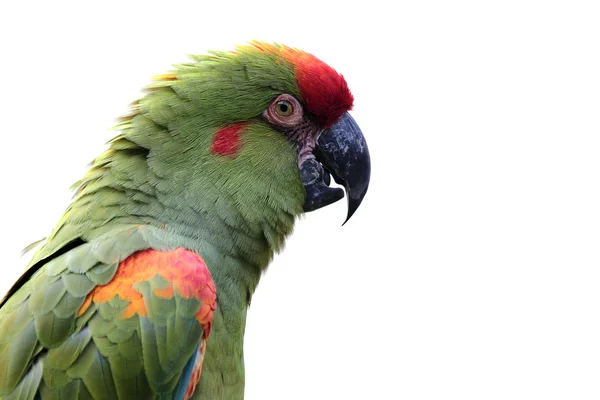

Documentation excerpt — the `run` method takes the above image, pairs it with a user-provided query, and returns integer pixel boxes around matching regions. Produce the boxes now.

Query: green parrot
[0,41,370,399]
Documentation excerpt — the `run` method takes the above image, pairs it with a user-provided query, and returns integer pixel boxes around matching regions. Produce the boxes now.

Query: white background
[1,1,599,399]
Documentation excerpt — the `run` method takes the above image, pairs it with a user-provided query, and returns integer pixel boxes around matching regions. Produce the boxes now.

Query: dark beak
[300,112,371,224]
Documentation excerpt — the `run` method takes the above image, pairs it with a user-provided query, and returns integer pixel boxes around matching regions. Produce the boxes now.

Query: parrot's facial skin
[263,93,316,167]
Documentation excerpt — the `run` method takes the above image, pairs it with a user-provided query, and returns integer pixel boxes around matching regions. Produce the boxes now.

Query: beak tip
[342,212,353,226]
[341,188,368,226]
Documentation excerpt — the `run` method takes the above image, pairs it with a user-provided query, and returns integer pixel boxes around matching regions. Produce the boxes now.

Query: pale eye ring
[264,94,303,127]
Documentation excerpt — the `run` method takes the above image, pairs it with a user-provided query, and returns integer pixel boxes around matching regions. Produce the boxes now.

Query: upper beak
[300,112,371,224]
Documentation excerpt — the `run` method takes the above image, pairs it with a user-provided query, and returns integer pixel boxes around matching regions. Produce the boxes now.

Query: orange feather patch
[78,248,216,332]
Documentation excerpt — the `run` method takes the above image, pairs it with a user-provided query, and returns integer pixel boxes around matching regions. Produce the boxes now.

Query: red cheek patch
[210,122,248,157]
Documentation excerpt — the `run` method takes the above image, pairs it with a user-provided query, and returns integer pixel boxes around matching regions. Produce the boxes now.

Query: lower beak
[300,112,371,224]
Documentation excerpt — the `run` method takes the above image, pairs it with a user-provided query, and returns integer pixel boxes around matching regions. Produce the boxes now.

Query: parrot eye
[264,94,303,127]
[275,100,294,116]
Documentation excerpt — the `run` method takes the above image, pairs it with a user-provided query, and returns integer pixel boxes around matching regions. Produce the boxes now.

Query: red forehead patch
[250,42,354,128]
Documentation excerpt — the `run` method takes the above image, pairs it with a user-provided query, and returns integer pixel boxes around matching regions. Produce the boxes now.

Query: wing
[0,226,216,399]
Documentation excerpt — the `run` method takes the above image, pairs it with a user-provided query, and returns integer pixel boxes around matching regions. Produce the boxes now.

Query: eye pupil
[275,100,293,116]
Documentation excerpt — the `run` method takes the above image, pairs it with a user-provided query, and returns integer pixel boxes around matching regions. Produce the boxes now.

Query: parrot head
[105,42,369,252]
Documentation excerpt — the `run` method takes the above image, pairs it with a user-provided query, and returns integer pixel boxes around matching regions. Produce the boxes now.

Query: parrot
[0,41,370,399]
